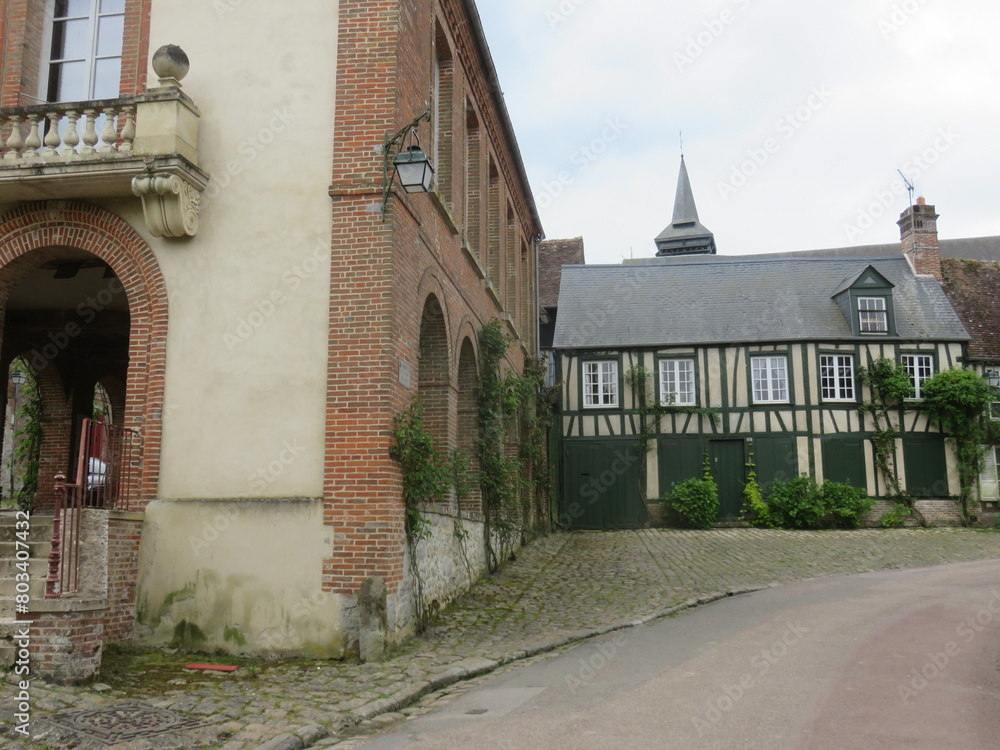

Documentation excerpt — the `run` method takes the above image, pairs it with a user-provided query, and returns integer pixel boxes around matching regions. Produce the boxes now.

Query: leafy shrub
[879,503,912,528]
[765,476,875,529]
[664,476,719,529]
[822,480,875,528]
[766,475,825,529]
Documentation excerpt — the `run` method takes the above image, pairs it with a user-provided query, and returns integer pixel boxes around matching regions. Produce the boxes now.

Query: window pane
[55,0,93,18]
[100,0,126,13]
[48,60,88,102]
[50,18,91,60]
[93,57,120,99]
[96,14,124,56]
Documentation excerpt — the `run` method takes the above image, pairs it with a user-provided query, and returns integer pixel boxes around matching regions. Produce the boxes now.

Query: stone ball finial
[152,45,190,84]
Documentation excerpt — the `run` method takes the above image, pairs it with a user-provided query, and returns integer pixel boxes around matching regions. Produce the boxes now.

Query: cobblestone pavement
[3,528,1000,749]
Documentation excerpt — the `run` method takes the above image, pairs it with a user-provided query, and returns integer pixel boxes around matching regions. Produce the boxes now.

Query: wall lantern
[381,111,434,219]
[10,369,27,386]
[985,369,1000,388]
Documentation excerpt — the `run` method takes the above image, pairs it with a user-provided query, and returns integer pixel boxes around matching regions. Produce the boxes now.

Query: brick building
[0,0,541,680]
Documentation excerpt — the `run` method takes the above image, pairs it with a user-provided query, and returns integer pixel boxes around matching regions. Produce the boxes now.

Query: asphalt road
[352,559,1000,749]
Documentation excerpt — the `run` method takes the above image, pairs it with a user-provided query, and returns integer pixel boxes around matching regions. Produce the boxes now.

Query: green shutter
[560,440,645,529]
[821,436,866,488]
[903,435,949,498]
[658,436,702,497]
[753,436,797,488]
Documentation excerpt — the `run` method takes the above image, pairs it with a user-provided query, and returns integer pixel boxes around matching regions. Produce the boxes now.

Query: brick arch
[456,334,481,516]
[0,201,167,503]
[418,293,450,447]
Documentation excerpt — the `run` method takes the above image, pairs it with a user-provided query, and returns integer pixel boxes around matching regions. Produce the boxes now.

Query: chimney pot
[916,196,926,206]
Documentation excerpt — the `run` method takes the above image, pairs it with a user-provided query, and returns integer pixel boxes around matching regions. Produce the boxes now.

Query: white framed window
[43,0,125,103]
[751,356,789,403]
[582,360,618,408]
[659,359,695,406]
[858,297,888,334]
[820,354,855,401]
[901,354,934,399]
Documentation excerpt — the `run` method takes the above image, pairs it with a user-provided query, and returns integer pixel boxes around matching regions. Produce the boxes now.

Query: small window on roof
[858,297,888,334]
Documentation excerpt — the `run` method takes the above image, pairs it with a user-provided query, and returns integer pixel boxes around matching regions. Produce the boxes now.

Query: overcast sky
[475,0,1000,266]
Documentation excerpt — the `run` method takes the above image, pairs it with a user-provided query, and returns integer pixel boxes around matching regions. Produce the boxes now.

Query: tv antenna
[897,169,915,207]
[679,131,684,158]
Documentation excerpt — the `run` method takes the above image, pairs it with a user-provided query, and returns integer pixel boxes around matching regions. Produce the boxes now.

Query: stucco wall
[128,1,340,499]
[135,499,348,657]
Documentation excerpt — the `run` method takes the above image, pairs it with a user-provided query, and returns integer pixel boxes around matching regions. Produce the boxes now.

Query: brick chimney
[898,196,942,280]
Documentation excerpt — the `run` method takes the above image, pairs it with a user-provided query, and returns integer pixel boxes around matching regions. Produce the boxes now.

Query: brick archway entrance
[0,201,168,505]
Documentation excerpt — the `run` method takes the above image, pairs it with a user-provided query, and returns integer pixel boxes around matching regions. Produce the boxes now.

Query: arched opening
[417,295,450,448]
[0,249,130,509]
[456,336,481,516]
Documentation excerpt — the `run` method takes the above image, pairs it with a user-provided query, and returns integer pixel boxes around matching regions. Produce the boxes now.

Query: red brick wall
[104,513,142,642]
[28,608,104,684]
[325,0,540,597]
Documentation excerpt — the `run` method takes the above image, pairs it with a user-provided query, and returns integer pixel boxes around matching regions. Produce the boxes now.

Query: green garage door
[904,435,949,498]
[561,440,645,529]
[822,436,867,489]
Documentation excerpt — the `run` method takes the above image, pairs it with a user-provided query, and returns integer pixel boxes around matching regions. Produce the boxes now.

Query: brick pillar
[898,197,942,280]
[34,365,72,510]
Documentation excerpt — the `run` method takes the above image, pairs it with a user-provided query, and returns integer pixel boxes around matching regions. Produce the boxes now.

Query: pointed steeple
[655,156,717,257]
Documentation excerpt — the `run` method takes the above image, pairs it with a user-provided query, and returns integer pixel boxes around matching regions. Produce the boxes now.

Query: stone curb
[253,584,771,749]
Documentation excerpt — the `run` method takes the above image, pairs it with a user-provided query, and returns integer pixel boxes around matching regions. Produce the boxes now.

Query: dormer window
[858,297,888,334]
[832,265,897,337]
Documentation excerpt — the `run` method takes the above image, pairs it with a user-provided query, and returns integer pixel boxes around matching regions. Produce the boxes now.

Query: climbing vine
[857,357,923,526]
[478,321,554,571]
[920,367,999,522]
[13,361,42,513]
[625,365,718,513]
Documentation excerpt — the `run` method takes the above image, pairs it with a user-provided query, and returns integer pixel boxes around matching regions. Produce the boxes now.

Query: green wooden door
[709,439,746,521]
[904,435,949,497]
[821,436,867,489]
[658,436,702,498]
[561,440,645,529]
[753,436,797,489]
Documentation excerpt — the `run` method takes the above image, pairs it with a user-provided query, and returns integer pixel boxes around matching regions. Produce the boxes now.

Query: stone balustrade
[0,100,137,163]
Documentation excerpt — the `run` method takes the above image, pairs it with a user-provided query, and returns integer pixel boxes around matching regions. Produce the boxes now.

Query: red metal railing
[45,420,142,598]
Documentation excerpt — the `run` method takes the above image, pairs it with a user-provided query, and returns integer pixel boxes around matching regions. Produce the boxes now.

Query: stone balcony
[0,47,209,238]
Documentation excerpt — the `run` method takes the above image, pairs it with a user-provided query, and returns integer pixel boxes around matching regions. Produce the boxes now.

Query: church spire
[654,155,717,257]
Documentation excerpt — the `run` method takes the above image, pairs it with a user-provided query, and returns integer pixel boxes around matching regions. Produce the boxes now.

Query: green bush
[879,503,912,528]
[742,460,774,528]
[664,477,719,530]
[765,476,875,529]
[766,475,825,529]
[822,480,875,529]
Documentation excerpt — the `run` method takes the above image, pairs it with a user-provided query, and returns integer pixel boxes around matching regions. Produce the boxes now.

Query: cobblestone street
[4,528,1000,749]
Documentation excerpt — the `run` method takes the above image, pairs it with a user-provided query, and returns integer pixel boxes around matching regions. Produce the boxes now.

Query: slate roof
[941,258,1000,361]
[538,237,585,309]
[553,255,969,350]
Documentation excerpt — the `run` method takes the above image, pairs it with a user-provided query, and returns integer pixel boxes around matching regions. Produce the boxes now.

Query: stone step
[0,576,48,603]
[0,556,50,579]
[0,513,54,542]
[0,539,50,559]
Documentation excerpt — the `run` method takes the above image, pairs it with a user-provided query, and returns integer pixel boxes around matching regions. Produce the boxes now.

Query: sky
[475,0,1000,266]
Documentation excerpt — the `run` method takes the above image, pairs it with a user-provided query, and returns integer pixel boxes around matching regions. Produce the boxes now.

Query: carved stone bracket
[131,172,202,238]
